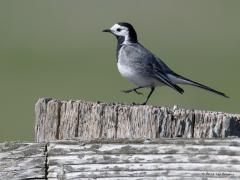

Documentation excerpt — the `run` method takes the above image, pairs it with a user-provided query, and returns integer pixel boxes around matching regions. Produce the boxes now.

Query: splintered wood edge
[35,97,240,117]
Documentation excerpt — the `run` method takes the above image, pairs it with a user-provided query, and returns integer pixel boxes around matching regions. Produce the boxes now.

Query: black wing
[151,61,184,94]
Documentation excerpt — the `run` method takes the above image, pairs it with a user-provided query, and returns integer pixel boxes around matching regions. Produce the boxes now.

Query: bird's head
[103,22,138,44]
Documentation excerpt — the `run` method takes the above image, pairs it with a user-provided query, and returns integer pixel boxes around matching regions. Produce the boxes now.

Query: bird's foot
[131,102,147,106]
[133,89,143,95]
[132,102,140,105]
[122,89,143,95]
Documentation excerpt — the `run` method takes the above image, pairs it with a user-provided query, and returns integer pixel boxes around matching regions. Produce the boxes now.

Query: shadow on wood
[35,98,240,142]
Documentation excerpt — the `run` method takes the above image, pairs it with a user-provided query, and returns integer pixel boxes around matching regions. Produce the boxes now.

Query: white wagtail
[103,22,229,105]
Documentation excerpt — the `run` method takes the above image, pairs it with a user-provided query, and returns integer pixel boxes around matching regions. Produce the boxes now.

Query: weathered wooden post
[1,97,240,179]
[35,97,240,142]
[33,97,240,179]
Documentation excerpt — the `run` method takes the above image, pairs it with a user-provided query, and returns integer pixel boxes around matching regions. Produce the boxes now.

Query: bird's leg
[141,87,155,105]
[122,86,144,95]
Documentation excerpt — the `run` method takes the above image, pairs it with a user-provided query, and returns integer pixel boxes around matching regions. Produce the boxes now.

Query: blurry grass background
[0,0,239,141]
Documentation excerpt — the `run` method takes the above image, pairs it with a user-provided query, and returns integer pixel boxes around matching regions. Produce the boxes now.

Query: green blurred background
[0,0,239,141]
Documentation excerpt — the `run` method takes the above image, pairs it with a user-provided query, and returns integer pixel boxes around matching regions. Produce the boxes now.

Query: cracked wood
[1,139,240,179]
[35,98,240,142]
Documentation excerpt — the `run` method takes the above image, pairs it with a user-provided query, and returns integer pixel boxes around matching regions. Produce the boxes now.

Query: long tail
[175,74,229,98]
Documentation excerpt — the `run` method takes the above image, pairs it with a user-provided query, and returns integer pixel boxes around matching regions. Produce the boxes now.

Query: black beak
[102,29,112,33]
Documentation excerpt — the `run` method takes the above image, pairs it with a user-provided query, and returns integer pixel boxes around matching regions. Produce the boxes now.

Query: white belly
[117,62,161,87]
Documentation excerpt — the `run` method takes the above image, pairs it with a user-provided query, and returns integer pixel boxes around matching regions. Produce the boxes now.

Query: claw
[134,89,143,95]
[132,102,146,105]
[121,89,143,95]
[122,90,131,93]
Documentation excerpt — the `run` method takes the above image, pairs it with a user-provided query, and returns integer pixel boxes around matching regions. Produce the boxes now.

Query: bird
[103,22,229,105]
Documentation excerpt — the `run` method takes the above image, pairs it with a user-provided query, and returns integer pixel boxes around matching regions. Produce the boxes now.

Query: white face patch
[110,24,130,44]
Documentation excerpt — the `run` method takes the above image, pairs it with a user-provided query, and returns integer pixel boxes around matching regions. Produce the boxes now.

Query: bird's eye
[116,28,121,32]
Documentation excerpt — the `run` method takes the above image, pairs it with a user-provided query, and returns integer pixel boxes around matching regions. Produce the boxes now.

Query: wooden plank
[47,138,240,145]
[47,169,239,179]
[47,176,227,180]
[46,139,240,179]
[47,154,240,165]
[35,98,240,142]
[47,162,240,172]
[0,142,46,180]
[70,178,234,180]
[47,143,240,156]
[1,139,240,179]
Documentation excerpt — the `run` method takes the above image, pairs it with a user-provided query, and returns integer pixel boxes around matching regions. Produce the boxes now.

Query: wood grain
[1,139,240,179]
[0,142,46,180]
[46,139,240,179]
[35,98,240,142]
